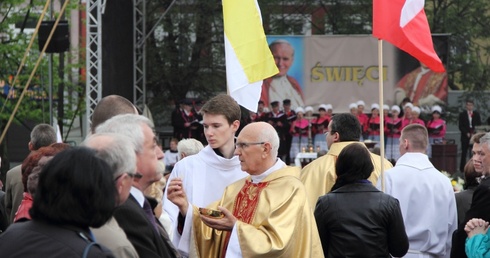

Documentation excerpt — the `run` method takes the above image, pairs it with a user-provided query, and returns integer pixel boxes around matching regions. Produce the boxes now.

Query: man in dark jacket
[459,99,482,172]
[0,189,7,233]
[97,114,180,258]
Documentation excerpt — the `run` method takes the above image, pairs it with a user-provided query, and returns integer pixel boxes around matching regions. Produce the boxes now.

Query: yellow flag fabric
[223,0,279,112]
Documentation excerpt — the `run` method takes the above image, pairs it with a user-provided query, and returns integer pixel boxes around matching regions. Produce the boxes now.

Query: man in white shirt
[162,94,248,256]
[377,124,457,258]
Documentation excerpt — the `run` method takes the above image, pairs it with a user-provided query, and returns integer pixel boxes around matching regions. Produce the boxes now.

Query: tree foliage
[0,0,84,131]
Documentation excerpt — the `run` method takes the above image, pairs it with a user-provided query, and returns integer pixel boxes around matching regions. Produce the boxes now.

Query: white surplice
[162,146,248,256]
[377,152,457,258]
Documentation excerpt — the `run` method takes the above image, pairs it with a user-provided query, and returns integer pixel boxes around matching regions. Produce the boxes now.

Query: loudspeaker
[38,21,69,53]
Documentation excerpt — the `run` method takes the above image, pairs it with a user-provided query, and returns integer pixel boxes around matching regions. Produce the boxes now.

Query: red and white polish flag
[373,0,445,72]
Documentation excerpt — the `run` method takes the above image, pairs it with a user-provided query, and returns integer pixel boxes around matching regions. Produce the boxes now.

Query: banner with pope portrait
[263,35,448,113]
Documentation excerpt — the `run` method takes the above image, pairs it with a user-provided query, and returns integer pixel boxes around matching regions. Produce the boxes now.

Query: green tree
[146,0,226,125]
[0,0,84,134]
[425,0,490,120]
[145,0,490,125]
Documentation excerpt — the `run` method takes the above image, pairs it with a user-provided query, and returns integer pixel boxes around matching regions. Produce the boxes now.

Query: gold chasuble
[300,141,393,210]
[190,166,324,258]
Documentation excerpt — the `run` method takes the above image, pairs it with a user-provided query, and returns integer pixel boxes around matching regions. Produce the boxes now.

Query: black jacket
[451,177,490,258]
[458,110,482,140]
[0,220,114,257]
[314,183,409,258]
[114,195,178,258]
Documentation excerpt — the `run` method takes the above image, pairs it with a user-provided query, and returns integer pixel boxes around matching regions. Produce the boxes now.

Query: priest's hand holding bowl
[199,206,237,231]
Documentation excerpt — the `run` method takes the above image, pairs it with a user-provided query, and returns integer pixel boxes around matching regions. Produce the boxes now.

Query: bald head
[238,122,279,160]
[91,95,138,133]
[234,122,280,175]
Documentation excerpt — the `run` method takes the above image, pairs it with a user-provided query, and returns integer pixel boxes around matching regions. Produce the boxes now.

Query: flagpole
[378,39,385,192]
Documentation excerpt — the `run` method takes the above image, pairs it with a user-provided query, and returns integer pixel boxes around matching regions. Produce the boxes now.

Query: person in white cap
[312,104,330,152]
[349,103,362,140]
[386,105,403,162]
[383,104,391,122]
[304,106,314,118]
[426,105,446,157]
[357,100,369,140]
[401,102,414,129]
[367,103,381,145]
[290,107,309,162]
[410,106,425,126]
[325,104,334,118]
[349,103,358,116]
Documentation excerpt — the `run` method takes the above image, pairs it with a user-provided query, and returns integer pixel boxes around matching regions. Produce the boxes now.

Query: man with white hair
[167,122,323,257]
[83,133,139,258]
[176,138,204,161]
[96,114,178,258]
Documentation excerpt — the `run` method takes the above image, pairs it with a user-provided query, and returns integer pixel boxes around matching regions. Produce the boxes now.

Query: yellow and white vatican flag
[223,0,279,112]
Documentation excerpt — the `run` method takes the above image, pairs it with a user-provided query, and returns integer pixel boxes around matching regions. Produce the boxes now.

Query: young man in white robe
[162,94,248,256]
[377,124,457,258]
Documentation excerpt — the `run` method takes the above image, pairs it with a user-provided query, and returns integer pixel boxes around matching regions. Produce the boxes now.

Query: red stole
[221,180,269,258]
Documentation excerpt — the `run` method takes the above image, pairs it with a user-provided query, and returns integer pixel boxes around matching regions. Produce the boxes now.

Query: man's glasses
[235,142,265,149]
[114,172,143,181]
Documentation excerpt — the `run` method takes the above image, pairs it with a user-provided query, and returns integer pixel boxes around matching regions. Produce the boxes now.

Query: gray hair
[177,138,204,161]
[256,122,280,158]
[95,114,154,154]
[480,133,490,149]
[83,133,137,178]
[30,124,57,150]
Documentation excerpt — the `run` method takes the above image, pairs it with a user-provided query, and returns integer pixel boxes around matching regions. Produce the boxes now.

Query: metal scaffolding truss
[85,0,103,136]
[85,0,147,135]
[86,0,176,133]
[133,0,146,111]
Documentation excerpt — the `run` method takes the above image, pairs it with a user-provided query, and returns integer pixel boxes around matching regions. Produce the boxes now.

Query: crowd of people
[172,95,453,166]
[0,94,489,258]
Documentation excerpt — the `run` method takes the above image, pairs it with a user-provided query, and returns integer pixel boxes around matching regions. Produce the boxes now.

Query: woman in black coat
[0,147,116,257]
[314,143,409,257]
